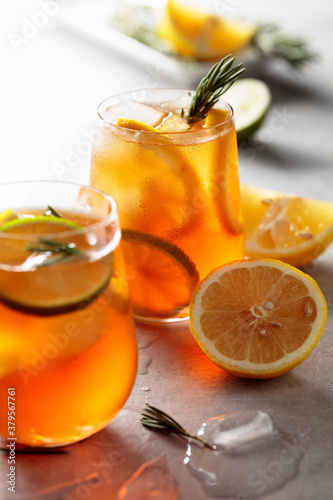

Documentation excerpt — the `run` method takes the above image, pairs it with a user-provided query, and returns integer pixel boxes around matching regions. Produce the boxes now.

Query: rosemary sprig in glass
[141,403,215,450]
[27,238,86,267]
[44,205,61,218]
[182,55,245,124]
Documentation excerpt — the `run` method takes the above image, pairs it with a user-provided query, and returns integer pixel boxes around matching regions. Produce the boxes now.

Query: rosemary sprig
[141,403,215,450]
[27,238,85,267]
[183,55,245,124]
[45,205,61,218]
[253,24,317,68]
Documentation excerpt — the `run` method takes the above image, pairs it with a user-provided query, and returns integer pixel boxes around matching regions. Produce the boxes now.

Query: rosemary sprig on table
[183,55,245,124]
[141,403,215,450]
[253,24,317,68]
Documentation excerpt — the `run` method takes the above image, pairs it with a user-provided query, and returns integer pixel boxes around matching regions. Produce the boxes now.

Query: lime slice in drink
[0,217,112,315]
[0,215,81,233]
[122,229,199,318]
[222,78,271,142]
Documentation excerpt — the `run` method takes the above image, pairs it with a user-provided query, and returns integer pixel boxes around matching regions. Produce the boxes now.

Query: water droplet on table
[138,354,152,375]
[141,386,150,392]
[117,456,178,499]
[184,410,302,498]
[137,331,158,350]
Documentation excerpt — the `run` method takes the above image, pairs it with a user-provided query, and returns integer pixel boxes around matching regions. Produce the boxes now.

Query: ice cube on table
[102,100,166,127]
[117,456,178,500]
[157,113,191,133]
[203,410,274,450]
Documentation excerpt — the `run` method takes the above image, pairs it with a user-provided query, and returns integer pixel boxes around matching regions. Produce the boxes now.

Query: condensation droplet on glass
[117,456,178,500]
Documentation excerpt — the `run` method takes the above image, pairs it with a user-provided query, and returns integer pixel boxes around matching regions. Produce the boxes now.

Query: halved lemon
[122,229,199,318]
[190,258,327,378]
[0,217,112,315]
[241,185,333,267]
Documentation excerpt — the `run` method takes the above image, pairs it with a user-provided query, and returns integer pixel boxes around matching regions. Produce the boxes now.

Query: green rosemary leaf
[26,238,86,267]
[184,55,245,124]
[141,403,215,450]
[45,205,61,218]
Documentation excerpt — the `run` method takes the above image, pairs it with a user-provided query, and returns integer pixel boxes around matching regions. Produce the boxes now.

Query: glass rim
[97,88,234,136]
[0,180,119,240]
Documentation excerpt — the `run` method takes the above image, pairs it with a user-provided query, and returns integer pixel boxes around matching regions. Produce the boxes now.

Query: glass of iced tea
[0,181,137,447]
[90,88,244,322]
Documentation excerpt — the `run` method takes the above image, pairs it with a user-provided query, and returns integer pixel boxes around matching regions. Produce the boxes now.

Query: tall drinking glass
[90,89,244,322]
[0,181,137,447]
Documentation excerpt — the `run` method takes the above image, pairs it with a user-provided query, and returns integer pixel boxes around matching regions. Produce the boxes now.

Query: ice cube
[204,410,274,449]
[185,410,303,499]
[160,94,193,113]
[102,100,166,127]
[117,456,178,500]
[157,113,191,133]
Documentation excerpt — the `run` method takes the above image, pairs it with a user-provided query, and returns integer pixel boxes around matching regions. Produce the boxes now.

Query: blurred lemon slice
[158,0,256,60]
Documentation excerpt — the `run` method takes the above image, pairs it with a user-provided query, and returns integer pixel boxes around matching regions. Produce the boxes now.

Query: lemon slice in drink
[122,229,199,318]
[0,217,112,315]
[0,208,18,226]
[116,118,159,132]
[223,79,271,142]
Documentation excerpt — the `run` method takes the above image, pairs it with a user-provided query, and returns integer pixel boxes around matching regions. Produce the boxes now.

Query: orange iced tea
[90,89,244,321]
[0,182,137,447]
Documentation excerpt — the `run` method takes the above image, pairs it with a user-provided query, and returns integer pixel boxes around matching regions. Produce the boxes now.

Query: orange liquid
[0,211,137,447]
[90,100,244,318]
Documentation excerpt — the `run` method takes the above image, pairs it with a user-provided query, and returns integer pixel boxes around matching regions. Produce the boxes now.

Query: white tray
[58,0,257,87]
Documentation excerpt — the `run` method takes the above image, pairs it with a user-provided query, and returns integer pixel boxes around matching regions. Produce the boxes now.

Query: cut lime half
[223,78,271,142]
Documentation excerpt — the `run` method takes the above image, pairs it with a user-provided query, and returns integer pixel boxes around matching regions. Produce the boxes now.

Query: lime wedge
[222,78,271,142]
[0,217,112,315]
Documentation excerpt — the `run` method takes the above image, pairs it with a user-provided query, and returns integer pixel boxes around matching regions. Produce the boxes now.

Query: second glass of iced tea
[90,89,244,322]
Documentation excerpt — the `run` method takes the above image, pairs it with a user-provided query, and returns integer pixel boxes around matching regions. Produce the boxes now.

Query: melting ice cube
[185,410,302,499]
[203,410,274,450]
[157,113,191,133]
[102,100,166,127]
